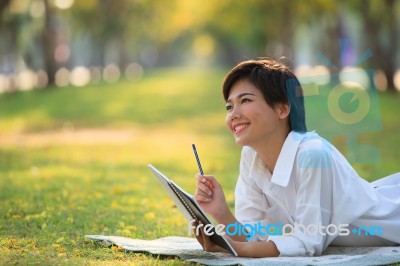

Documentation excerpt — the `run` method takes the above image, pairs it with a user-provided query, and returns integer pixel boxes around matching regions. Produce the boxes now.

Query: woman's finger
[194,185,212,199]
[196,180,213,196]
[194,193,211,203]
[200,226,229,253]
[194,222,205,248]
[195,174,214,189]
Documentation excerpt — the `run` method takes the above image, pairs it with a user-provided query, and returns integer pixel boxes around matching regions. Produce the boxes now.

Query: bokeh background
[0,0,399,91]
[0,0,399,264]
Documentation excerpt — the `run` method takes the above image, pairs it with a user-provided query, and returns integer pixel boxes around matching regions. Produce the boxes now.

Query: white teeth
[234,124,249,132]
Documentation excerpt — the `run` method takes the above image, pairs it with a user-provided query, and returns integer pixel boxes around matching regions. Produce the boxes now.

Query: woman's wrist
[214,205,236,225]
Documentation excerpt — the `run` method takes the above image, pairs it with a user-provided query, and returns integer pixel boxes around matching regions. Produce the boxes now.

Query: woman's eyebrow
[226,92,256,102]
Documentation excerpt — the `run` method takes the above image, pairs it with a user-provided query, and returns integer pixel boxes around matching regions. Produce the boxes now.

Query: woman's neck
[252,127,290,174]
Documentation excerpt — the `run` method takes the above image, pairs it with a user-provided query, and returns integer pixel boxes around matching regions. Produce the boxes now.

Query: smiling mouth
[233,123,250,133]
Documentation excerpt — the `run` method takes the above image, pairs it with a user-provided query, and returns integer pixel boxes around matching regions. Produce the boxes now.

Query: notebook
[147,164,238,257]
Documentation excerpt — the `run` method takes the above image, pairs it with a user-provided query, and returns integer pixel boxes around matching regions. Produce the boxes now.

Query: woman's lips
[233,123,250,134]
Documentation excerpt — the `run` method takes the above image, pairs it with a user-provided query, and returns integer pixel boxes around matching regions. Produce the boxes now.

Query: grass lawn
[0,67,399,265]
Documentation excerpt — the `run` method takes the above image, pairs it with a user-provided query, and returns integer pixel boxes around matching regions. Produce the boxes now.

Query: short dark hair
[222,58,307,132]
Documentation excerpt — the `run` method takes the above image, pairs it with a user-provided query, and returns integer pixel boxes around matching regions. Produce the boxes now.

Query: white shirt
[235,131,400,256]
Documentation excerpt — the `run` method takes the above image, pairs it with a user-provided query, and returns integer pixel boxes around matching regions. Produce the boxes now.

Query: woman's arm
[231,239,280,257]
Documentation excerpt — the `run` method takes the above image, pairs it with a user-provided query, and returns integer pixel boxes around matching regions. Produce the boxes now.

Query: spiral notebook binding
[168,183,196,219]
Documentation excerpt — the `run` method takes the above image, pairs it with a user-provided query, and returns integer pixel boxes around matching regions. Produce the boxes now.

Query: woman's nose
[229,106,241,120]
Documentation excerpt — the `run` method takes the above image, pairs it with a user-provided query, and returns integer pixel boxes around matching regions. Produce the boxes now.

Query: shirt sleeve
[268,142,335,256]
[235,147,270,241]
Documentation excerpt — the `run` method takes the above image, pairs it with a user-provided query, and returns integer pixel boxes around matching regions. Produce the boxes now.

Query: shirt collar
[270,131,314,187]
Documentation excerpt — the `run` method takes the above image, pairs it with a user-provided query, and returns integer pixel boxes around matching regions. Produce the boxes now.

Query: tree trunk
[361,0,397,91]
[383,0,397,91]
[42,0,56,86]
[0,0,12,25]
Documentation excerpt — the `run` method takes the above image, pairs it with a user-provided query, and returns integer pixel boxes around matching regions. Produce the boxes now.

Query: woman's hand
[193,220,230,254]
[194,174,230,220]
[193,219,280,258]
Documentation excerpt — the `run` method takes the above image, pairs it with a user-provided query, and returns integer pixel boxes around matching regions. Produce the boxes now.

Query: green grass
[0,67,399,265]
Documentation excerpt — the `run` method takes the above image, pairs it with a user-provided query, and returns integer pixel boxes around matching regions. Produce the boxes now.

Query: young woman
[194,58,400,257]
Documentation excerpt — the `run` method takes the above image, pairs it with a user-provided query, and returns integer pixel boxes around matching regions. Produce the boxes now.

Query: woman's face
[225,79,287,147]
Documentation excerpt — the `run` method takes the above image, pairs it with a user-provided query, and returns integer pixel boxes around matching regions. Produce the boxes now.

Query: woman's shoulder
[294,131,339,167]
[294,131,333,152]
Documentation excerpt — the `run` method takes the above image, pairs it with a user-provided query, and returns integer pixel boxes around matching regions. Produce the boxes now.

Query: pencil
[192,144,204,175]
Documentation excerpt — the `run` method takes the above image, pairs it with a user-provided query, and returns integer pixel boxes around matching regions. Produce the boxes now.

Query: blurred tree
[198,0,339,66]
[69,0,130,67]
[0,0,12,23]
[359,0,398,91]
[339,0,398,90]
[0,0,39,91]
[42,0,56,86]
[68,0,179,67]
[0,0,398,91]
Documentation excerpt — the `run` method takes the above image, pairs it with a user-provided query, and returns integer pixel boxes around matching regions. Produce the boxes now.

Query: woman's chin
[234,137,248,147]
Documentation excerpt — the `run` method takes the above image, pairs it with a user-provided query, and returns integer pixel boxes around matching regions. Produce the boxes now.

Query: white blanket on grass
[85,235,400,266]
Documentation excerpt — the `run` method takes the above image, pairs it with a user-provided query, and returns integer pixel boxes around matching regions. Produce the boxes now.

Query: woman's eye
[226,105,232,111]
[241,98,250,104]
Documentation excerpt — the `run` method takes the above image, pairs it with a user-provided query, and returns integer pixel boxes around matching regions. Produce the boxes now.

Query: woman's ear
[276,103,290,120]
